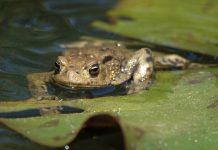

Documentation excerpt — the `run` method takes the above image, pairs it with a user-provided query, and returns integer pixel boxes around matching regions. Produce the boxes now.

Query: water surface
[0,0,117,101]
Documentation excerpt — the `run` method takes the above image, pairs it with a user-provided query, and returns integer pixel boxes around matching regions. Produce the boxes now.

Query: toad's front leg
[27,72,58,100]
[114,48,155,94]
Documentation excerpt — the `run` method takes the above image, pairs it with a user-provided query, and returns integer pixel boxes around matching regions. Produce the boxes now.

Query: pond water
[0,0,119,149]
[0,0,118,101]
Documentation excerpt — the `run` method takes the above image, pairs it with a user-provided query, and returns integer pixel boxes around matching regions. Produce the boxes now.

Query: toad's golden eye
[89,64,99,77]
[54,62,61,74]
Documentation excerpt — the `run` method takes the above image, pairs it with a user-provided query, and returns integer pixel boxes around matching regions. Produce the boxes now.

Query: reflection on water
[0,0,117,101]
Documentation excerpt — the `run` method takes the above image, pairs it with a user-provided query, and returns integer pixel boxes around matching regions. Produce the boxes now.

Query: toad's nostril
[57,56,68,66]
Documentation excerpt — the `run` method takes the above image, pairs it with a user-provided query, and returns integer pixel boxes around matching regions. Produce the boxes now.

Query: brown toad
[27,40,188,100]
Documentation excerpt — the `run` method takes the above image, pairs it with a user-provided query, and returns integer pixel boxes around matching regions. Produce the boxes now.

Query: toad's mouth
[51,79,110,90]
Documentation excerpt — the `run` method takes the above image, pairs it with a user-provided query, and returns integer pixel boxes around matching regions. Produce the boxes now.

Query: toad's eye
[89,64,99,77]
[54,62,61,74]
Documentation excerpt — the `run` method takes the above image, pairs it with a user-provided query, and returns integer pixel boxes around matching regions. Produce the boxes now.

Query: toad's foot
[27,72,59,100]
[154,54,189,70]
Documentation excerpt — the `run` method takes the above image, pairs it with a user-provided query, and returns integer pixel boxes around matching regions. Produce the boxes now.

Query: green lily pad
[1,68,218,149]
[94,0,218,56]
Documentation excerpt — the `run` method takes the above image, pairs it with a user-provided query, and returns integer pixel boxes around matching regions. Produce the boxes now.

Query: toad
[27,40,189,100]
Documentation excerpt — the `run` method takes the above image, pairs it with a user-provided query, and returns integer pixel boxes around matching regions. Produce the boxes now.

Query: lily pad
[94,0,218,56]
[1,68,218,149]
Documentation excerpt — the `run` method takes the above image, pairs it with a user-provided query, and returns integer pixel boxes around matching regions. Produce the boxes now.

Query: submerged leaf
[94,0,218,56]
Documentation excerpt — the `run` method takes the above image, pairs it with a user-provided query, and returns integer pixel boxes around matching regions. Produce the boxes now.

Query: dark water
[0,0,121,149]
[0,0,118,101]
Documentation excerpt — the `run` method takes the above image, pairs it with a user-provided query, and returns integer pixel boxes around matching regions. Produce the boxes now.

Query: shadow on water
[0,0,118,100]
[0,105,84,118]
[62,115,125,150]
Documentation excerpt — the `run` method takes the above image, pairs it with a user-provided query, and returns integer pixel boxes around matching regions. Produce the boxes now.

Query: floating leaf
[1,68,218,149]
